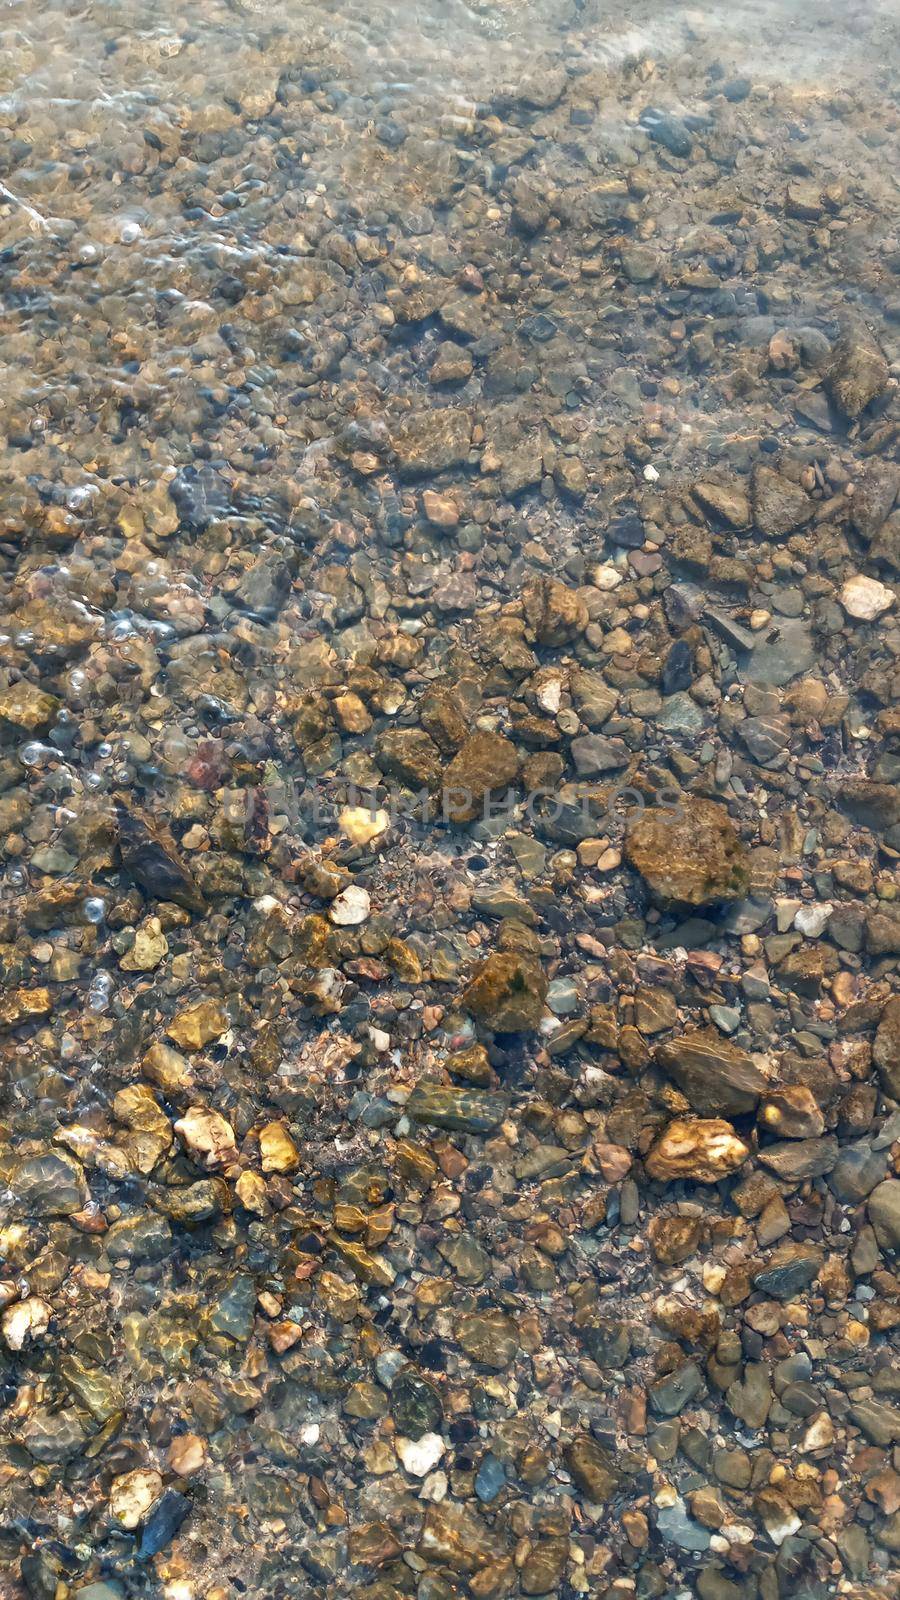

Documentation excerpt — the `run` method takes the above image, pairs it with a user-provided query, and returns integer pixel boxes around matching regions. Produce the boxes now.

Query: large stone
[442,731,520,821]
[874,997,900,1099]
[826,324,889,420]
[462,950,548,1032]
[391,408,472,477]
[656,1029,768,1115]
[406,1082,507,1134]
[645,1119,749,1184]
[868,1180,900,1251]
[521,575,588,644]
[751,465,814,538]
[625,800,750,905]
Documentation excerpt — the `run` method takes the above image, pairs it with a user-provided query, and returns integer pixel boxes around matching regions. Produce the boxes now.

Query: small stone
[174,1106,238,1168]
[475,1453,506,1503]
[443,731,520,821]
[0,681,59,732]
[564,1435,621,1502]
[390,1368,444,1438]
[167,1434,205,1476]
[258,1122,300,1173]
[119,916,169,971]
[649,1361,704,1416]
[456,1309,520,1369]
[2,1296,50,1351]
[752,465,814,537]
[462,949,548,1032]
[339,805,390,845]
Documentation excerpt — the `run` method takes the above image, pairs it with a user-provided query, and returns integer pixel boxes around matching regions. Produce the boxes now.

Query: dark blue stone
[139,1490,191,1559]
[662,639,693,695]
[640,109,693,158]
[608,514,644,548]
[475,1453,506,1503]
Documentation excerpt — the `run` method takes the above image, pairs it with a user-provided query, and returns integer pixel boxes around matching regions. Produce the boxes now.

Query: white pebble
[794,903,832,937]
[1,1296,50,1351]
[329,883,371,925]
[395,1432,445,1477]
[840,574,895,620]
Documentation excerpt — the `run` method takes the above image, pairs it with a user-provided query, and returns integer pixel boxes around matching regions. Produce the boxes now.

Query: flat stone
[758,1136,838,1181]
[868,1180,900,1250]
[406,1083,507,1133]
[656,1029,768,1115]
[829,1143,890,1203]
[649,1361,704,1416]
[10,1151,88,1217]
[753,1241,824,1299]
[738,618,816,686]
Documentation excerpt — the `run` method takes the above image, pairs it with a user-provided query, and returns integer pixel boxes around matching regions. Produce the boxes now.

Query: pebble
[0,8,897,1598]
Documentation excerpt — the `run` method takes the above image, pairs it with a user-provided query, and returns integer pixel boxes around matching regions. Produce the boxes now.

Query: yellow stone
[119,917,169,971]
[259,1121,299,1174]
[166,998,228,1051]
[338,805,390,846]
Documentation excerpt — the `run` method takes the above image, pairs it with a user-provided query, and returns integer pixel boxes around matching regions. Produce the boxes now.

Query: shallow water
[1,2,900,1597]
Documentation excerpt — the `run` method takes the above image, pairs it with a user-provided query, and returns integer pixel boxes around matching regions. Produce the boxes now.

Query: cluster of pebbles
[1,2,900,1598]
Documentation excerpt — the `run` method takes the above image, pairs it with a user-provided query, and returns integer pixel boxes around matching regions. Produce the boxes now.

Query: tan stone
[625,799,750,905]
[645,1119,749,1183]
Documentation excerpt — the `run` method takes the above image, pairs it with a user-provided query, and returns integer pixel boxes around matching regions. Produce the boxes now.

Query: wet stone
[0,9,898,1598]
[406,1083,507,1133]
[649,1362,704,1417]
[625,800,751,906]
[656,1029,768,1116]
[391,1369,444,1439]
